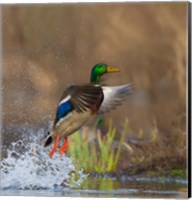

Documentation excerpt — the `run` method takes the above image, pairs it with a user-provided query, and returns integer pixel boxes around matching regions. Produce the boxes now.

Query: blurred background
[2,3,187,173]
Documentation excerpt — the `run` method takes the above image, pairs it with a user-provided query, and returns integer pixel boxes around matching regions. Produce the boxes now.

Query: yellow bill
[107,66,120,73]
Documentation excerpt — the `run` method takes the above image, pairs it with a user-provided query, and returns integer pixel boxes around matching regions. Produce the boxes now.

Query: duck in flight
[42,63,133,158]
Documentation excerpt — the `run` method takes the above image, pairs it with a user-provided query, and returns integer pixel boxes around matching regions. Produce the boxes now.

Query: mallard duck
[43,63,132,158]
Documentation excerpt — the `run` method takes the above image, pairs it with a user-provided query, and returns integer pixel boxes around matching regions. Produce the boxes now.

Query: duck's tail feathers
[42,132,53,147]
[97,84,133,114]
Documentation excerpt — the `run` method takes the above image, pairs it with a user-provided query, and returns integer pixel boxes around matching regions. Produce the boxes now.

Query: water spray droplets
[1,125,86,190]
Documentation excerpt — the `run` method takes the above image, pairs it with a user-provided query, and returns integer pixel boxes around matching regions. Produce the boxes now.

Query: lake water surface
[0,175,187,198]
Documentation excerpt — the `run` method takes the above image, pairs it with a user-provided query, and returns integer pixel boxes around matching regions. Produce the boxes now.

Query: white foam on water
[0,126,87,190]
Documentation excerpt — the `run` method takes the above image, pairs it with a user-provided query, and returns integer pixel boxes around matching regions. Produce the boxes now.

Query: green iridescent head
[90,63,120,83]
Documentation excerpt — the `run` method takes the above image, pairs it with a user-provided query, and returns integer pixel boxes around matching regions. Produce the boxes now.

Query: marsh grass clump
[68,118,186,177]
[68,118,129,174]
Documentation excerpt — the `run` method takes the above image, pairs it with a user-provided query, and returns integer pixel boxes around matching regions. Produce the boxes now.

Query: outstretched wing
[97,84,133,115]
[54,84,104,125]
[67,84,104,113]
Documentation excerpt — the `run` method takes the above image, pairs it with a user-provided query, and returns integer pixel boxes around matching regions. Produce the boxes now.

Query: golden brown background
[2,3,187,171]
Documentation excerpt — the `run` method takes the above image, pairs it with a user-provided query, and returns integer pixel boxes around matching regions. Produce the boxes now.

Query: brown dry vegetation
[2,3,188,173]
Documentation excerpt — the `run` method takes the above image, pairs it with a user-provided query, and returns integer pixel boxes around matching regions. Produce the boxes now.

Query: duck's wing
[54,84,104,125]
[67,84,104,113]
[97,84,133,115]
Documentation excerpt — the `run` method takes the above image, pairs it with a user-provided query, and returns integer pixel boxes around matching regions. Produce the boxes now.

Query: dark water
[0,124,187,198]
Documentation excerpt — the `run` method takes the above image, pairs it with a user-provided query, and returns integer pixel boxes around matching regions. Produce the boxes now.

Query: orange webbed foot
[59,136,69,156]
[49,135,60,158]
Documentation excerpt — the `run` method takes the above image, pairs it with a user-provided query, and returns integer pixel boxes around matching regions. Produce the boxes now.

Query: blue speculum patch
[56,101,73,121]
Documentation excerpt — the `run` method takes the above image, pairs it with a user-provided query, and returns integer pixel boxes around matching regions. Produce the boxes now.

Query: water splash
[1,125,87,190]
